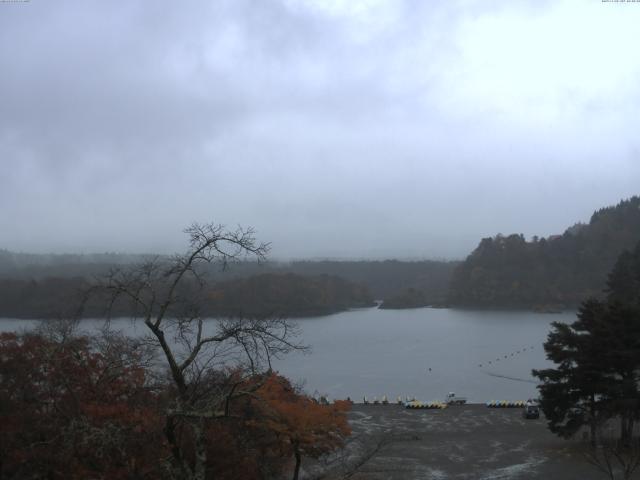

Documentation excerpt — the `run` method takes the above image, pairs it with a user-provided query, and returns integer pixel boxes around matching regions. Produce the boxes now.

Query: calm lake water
[0,307,575,403]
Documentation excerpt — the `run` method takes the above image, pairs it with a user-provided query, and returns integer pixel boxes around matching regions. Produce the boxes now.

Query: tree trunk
[590,395,597,447]
[619,414,632,446]
[619,413,636,447]
[165,415,192,479]
[193,419,207,480]
[624,417,634,448]
[292,445,301,480]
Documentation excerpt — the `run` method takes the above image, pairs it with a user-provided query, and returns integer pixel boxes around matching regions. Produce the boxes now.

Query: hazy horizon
[0,193,633,261]
[2,1,639,259]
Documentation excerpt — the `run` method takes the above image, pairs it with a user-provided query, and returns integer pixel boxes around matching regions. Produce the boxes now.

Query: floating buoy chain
[485,400,527,408]
[477,345,536,368]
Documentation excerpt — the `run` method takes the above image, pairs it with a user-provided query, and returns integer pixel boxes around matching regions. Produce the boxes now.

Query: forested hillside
[0,273,374,319]
[207,273,374,317]
[0,251,456,308]
[448,196,640,309]
[379,287,437,309]
[282,260,457,300]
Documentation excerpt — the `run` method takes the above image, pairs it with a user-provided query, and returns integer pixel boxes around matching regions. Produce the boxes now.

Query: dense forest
[0,251,457,300]
[206,273,374,317]
[448,196,640,309]
[379,287,441,309]
[0,273,374,320]
[281,260,457,300]
[0,252,455,318]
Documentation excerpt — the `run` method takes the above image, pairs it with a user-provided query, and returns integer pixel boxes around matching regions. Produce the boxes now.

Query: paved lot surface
[333,404,609,480]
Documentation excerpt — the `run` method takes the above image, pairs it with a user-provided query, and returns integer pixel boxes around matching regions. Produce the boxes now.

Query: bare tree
[584,424,640,480]
[96,223,304,480]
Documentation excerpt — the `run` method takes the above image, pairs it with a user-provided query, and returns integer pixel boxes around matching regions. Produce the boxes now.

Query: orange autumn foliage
[0,332,351,480]
[197,373,351,480]
[251,374,351,477]
[0,332,165,479]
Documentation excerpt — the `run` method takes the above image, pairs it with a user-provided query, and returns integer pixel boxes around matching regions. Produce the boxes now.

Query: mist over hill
[2,196,640,315]
[0,251,456,297]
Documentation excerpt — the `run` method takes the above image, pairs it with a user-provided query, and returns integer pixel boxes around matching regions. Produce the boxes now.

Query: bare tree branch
[88,222,302,480]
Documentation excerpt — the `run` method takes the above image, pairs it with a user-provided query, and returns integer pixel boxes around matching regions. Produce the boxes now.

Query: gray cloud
[1,0,639,258]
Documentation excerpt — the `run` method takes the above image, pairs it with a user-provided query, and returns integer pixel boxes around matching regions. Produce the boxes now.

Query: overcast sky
[1,0,639,259]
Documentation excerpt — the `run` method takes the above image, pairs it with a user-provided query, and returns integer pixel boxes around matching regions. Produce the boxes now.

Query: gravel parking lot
[326,404,608,480]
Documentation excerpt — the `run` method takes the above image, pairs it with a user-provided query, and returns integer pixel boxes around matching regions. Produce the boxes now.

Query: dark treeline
[0,251,149,279]
[0,277,91,319]
[379,287,442,310]
[448,196,640,309]
[0,273,374,320]
[283,259,457,300]
[0,251,457,300]
[207,273,374,318]
[0,252,457,318]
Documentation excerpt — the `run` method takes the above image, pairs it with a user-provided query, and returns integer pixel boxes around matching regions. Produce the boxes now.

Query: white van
[523,402,540,419]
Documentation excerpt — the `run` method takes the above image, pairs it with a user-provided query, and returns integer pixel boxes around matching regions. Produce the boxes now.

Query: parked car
[523,401,540,419]
[445,392,467,405]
